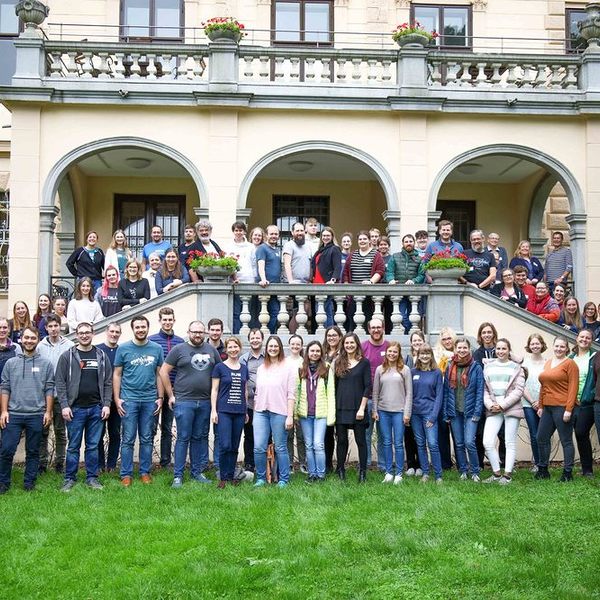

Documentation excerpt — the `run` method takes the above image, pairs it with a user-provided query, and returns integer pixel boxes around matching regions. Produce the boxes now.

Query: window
[566,9,587,53]
[120,0,184,41]
[0,0,19,36]
[272,195,329,245]
[114,194,185,258]
[436,200,475,249]
[412,4,471,49]
[0,190,8,292]
[273,0,333,44]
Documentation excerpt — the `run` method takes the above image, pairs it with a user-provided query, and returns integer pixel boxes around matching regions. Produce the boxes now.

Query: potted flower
[186,250,240,281]
[392,21,437,48]
[202,16,245,43]
[423,250,469,284]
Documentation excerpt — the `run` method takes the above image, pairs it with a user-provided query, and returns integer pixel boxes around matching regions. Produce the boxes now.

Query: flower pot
[579,3,600,49]
[206,29,242,43]
[15,0,49,28]
[395,33,430,48]
[196,266,236,282]
[427,268,467,284]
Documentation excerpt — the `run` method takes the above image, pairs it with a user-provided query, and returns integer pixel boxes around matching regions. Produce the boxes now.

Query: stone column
[427,284,465,339]
[427,210,442,241]
[235,208,252,225]
[55,231,76,276]
[529,236,548,262]
[193,206,210,221]
[208,40,239,93]
[396,47,429,92]
[382,209,402,252]
[565,213,587,299]
[38,205,59,294]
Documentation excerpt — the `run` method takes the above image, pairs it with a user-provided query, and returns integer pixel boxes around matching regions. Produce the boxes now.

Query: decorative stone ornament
[427,268,467,284]
[396,33,430,48]
[579,2,600,49]
[206,28,242,43]
[15,0,49,29]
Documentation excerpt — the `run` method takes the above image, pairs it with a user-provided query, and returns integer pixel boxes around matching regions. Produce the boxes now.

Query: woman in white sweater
[67,277,103,333]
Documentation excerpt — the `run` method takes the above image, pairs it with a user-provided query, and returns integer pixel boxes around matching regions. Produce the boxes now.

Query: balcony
[3,25,599,116]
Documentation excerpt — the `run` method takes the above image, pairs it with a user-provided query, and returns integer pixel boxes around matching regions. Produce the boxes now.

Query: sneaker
[415,468,423,477]
[140,474,152,484]
[191,473,211,484]
[559,470,573,482]
[471,474,481,483]
[217,480,227,489]
[405,468,416,477]
[300,464,309,474]
[0,483,8,495]
[171,477,183,489]
[529,465,539,473]
[382,473,394,484]
[420,474,429,483]
[254,479,266,487]
[121,476,132,487]
[498,476,512,486]
[243,470,255,483]
[534,469,550,480]
[86,477,103,490]
[435,478,443,485]
[483,474,502,484]
[459,473,468,481]
[61,479,76,492]
[277,480,288,488]
[393,475,403,485]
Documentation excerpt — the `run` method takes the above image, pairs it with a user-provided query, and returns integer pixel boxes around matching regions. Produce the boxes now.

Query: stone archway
[429,144,586,298]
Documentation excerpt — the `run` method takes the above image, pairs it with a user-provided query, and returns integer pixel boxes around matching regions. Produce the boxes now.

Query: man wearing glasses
[160,321,222,488]
[55,322,112,491]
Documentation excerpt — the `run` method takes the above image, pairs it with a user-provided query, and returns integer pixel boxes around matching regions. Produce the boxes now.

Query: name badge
[32,367,40,373]
[413,374,420,381]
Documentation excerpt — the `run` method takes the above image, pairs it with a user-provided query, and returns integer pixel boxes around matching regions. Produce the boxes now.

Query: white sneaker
[393,475,403,485]
[483,474,502,484]
[435,478,443,485]
[420,474,429,483]
[498,476,512,485]
[529,465,538,473]
[471,474,481,483]
[382,473,394,483]
[415,468,423,477]
[459,473,468,481]
[405,468,416,477]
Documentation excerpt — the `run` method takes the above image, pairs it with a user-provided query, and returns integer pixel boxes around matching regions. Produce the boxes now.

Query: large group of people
[0,306,598,494]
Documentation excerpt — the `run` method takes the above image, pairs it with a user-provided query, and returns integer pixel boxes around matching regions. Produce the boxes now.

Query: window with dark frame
[0,0,19,36]
[566,8,588,53]
[120,0,184,41]
[0,190,8,292]
[272,194,329,246]
[114,194,185,259]
[436,200,476,250]
[412,4,471,49]
[272,0,333,45]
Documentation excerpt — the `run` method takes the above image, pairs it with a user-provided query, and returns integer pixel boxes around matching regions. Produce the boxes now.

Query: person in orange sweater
[526,282,560,323]
[535,336,579,481]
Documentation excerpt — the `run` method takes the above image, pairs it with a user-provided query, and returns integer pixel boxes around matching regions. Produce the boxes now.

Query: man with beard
[142,225,171,269]
[283,222,312,333]
[462,230,497,291]
[160,320,222,488]
[256,225,282,334]
[426,220,464,255]
[178,224,199,278]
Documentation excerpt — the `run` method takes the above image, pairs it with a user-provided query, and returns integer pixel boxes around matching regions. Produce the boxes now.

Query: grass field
[2,466,599,600]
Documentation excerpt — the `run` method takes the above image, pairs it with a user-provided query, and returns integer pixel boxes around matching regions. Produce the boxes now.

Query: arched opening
[238,141,398,247]
[429,144,586,298]
[39,137,209,293]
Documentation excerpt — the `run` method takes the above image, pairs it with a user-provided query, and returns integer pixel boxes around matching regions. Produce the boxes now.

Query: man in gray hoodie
[0,326,54,493]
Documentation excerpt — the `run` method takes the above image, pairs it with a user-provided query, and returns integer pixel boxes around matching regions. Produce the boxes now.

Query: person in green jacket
[295,341,335,483]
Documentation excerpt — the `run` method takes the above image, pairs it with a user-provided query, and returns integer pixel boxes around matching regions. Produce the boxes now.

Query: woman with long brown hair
[156,248,189,295]
[8,300,32,344]
[322,325,342,473]
[66,277,103,333]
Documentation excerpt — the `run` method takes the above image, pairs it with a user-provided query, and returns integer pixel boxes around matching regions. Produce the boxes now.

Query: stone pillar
[427,210,442,241]
[193,206,210,221]
[529,236,548,261]
[565,213,587,299]
[55,231,76,276]
[382,209,402,252]
[427,284,465,339]
[235,208,252,225]
[396,47,428,92]
[38,205,59,294]
[208,40,239,93]
[12,35,45,84]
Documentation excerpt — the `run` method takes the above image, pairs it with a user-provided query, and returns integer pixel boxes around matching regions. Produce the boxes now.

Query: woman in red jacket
[526,282,560,323]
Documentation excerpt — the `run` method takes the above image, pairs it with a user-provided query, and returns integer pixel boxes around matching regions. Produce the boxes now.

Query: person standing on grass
[286,334,306,474]
[253,336,296,488]
[37,314,74,475]
[113,316,164,487]
[411,344,444,484]
[211,337,249,488]
[334,333,371,484]
[0,326,54,494]
[372,342,413,485]
[482,339,525,485]
[322,325,342,474]
[97,322,122,473]
[403,330,424,478]
[55,323,112,492]
[443,337,484,482]
[207,318,227,474]
[149,307,184,470]
[240,328,265,472]
[568,329,597,478]
[535,336,578,482]
[295,341,335,483]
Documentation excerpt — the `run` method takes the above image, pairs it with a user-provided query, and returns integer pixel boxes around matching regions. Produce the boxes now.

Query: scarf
[448,353,473,389]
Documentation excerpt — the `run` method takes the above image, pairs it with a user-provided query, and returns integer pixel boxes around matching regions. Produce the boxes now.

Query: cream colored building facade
[0,0,598,313]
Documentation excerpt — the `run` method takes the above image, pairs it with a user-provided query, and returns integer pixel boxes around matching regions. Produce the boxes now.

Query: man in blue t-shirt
[113,316,164,486]
[255,224,282,333]
[142,225,172,270]
[425,219,464,256]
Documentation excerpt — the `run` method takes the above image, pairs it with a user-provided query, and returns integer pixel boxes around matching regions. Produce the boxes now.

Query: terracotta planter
[427,267,467,284]
[196,266,236,282]
[395,33,430,48]
[206,29,242,43]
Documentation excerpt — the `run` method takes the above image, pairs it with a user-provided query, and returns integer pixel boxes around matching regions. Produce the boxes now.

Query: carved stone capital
[472,0,488,11]
[39,205,59,233]
[395,0,412,7]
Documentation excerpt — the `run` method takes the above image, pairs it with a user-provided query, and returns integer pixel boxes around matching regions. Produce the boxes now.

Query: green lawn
[2,467,599,600]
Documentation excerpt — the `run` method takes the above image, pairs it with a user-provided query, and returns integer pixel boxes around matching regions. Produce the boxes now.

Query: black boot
[358,469,367,484]
[559,469,573,482]
[337,467,346,481]
[535,466,550,480]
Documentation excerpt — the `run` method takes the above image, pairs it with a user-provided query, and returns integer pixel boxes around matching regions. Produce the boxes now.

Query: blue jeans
[411,414,442,478]
[300,416,327,478]
[98,401,121,471]
[253,410,290,483]
[173,400,211,479]
[522,406,540,466]
[366,399,385,470]
[0,413,44,488]
[65,404,103,481]
[120,400,156,478]
[449,413,480,475]
[217,412,245,481]
[378,410,406,476]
